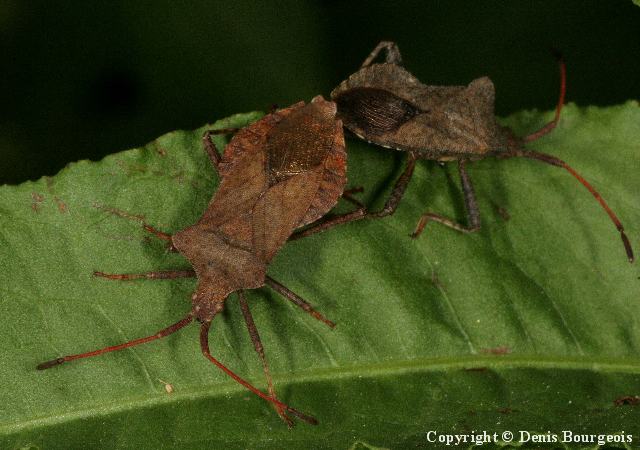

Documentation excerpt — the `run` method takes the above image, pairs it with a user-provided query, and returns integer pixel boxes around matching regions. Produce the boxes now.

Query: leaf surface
[1,104,639,449]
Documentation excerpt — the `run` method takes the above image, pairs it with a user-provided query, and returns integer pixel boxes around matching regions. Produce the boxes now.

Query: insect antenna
[523,50,566,143]
[37,314,194,370]
[199,320,318,425]
[498,148,633,262]
[510,53,632,260]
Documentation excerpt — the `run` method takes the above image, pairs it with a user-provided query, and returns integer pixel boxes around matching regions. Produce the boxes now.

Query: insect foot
[38,96,351,426]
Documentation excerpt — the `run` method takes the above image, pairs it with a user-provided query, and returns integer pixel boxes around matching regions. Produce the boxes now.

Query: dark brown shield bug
[38,96,352,426]
[331,41,633,262]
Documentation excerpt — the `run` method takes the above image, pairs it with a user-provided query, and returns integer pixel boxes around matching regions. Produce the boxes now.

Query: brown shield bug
[37,96,356,426]
[330,41,633,262]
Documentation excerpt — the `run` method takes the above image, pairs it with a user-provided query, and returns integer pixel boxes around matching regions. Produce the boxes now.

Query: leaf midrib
[3,354,639,434]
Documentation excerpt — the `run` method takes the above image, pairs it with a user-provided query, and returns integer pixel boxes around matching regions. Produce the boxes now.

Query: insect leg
[138,223,179,252]
[372,152,418,218]
[290,208,366,240]
[237,290,293,427]
[94,269,195,281]
[290,153,417,239]
[37,314,194,370]
[412,158,481,237]
[361,41,403,67]
[142,223,172,241]
[199,320,318,425]
[93,204,177,250]
[202,128,240,173]
[342,186,366,208]
[264,276,335,328]
[523,51,566,143]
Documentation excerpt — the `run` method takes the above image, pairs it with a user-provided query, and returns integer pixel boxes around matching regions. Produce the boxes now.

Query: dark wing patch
[265,106,335,186]
[335,87,421,136]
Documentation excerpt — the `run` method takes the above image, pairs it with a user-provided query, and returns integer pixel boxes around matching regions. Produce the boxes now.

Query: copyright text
[425,430,633,446]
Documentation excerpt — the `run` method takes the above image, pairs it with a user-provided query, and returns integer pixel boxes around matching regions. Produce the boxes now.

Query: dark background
[2,0,639,185]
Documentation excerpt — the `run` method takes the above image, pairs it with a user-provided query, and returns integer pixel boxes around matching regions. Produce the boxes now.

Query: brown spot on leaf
[481,346,511,355]
[492,203,511,221]
[45,177,68,213]
[158,379,174,394]
[431,271,445,291]
[55,198,68,213]
[116,160,148,175]
[31,192,44,212]
[614,396,640,406]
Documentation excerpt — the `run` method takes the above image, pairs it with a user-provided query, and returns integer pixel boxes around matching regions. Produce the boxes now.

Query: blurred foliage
[1,0,640,184]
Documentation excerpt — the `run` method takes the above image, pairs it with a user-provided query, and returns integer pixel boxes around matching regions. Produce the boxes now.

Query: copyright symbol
[502,431,513,442]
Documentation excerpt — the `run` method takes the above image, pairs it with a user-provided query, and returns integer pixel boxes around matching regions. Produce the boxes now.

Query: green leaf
[1,103,639,450]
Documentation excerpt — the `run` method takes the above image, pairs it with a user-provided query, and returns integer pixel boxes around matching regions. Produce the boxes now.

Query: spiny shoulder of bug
[330,53,523,160]
[173,97,345,323]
